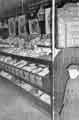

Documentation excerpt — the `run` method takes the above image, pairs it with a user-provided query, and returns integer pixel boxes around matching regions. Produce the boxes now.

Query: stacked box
[23,65,37,82]
[22,70,29,81]
[37,67,50,91]
[31,67,43,85]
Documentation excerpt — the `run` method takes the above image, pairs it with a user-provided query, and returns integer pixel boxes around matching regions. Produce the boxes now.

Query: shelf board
[0,75,51,114]
[0,51,52,65]
[37,44,52,48]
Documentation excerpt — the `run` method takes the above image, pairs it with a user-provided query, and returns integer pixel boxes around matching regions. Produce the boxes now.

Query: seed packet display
[45,8,51,34]
[29,19,40,34]
[18,15,27,36]
[8,17,16,36]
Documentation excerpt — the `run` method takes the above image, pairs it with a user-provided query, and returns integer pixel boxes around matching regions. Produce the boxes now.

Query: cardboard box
[15,68,19,76]
[30,67,43,85]
[17,69,24,78]
[30,73,35,84]
[37,68,50,91]
[35,75,43,87]
[22,70,29,81]
[16,61,27,68]
[23,65,37,81]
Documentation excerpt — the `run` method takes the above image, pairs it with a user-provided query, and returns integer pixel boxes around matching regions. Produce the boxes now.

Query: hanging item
[29,19,40,34]
[8,17,16,36]
[15,16,19,36]
[37,6,45,22]
[45,8,51,34]
[37,6,45,35]
[18,15,27,36]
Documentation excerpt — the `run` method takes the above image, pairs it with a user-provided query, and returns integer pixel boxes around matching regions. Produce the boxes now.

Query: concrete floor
[0,77,51,120]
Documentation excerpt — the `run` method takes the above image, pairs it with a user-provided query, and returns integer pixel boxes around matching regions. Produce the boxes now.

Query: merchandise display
[0,45,52,114]
[18,15,27,36]
[45,8,51,34]
[29,19,40,34]
[0,0,52,117]
[40,93,50,104]
[1,46,51,58]
[0,54,51,94]
[8,17,16,36]
[0,69,50,106]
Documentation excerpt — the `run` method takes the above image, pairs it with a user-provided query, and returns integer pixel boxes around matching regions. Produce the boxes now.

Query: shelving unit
[0,49,53,115]
[0,0,52,119]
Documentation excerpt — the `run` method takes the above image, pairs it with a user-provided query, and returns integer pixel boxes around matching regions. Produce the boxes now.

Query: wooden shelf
[0,51,52,65]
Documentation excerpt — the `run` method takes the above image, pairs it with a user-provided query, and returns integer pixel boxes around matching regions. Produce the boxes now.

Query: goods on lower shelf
[0,39,52,114]
[36,37,51,47]
[0,55,50,94]
[1,43,51,57]
[40,93,51,104]
[0,70,50,105]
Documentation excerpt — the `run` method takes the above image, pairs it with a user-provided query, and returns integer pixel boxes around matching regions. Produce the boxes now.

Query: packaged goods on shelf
[0,71,8,76]
[38,67,49,76]
[13,60,24,66]
[15,60,28,68]
[7,65,13,73]
[30,88,41,97]
[40,94,50,104]
[23,65,37,83]
[14,68,19,76]
[20,82,33,92]
[23,65,37,72]
[7,74,13,80]
[0,62,5,69]
[3,57,12,63]
[8,59,18,65]
[0,56,6,61]
[14,79,22,86]
[35,75,43,87]
[0,71,12,80]
[6,48,17,53]
[22,70,29,81]
[36,36,51,47]
[30,89,44,97]
[30,67,44,87]
[38,64,46,68]
[37,67,50,90]
[1,47,51,58]
[17,69,25,79]
[29,63,36,66]
[29,73,35,84]
[4,64,9,71]
[31,67,43,74]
